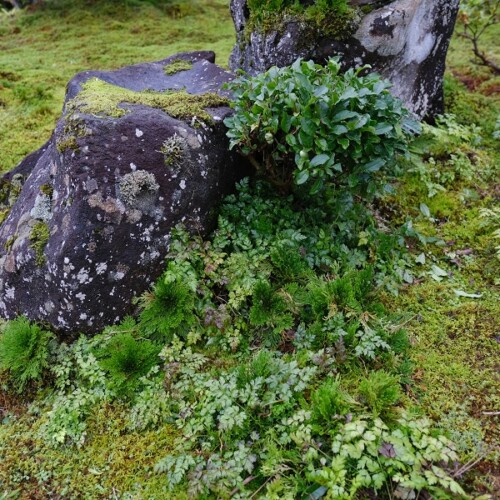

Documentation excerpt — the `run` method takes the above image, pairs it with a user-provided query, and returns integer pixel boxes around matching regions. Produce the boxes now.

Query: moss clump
[0,402,180,498]
[164,58,193,75]
[56,135,78,154]
[246,0,359,41]
[4,235,16,252]
[66,78,229,124]
[0,208,9,225]
[40,183,54,198]
[29,220,50,266]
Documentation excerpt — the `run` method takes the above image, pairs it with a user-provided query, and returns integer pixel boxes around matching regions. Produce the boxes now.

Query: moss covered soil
[0,1,499,498]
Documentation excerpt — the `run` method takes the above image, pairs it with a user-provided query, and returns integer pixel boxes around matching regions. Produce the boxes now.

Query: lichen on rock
[118,170,160,212]
[160,134,187,167]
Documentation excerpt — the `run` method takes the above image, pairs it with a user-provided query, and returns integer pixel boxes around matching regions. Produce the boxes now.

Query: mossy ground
[0,401,180,498]
[0,2,499,497]
[0,0,235,173]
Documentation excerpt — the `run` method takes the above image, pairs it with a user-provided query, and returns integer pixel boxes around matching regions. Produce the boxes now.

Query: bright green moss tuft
[29,220,50,266]
[56,135,79,154]
[66,78,229,124]
[40,183,54,198]
[164,58,193,75]
[246,0,360,41]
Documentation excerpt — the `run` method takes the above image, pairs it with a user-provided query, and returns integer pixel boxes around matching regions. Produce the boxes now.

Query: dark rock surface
[229,0,460,119]
[0,51,249,334]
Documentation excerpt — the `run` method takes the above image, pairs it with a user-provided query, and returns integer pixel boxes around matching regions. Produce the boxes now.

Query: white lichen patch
[76,268,90,284]
[118,170,159,212]
[30,193,52,222]
[96,262,108,275]
[135,128,144,138]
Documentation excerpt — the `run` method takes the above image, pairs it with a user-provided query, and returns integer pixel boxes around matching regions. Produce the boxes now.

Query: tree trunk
[229,0,460,119]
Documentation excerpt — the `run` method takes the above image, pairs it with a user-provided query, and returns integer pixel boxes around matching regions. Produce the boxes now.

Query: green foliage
[480,205,500,265]
[458,0,499,73]
[311,378,350,425]
[408,114,488,197]
[42,335,111,446]
[225,58,418,197]
[309,413,465,499]
[0,316,54,392]
[97,332,160,397]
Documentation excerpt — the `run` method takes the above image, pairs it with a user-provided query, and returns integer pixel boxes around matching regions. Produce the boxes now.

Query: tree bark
[229,0,460,119]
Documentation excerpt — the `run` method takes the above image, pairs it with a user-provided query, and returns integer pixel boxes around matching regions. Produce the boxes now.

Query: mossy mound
[67,78,229,123]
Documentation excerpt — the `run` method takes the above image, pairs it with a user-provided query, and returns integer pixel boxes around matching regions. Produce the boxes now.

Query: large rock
[0,51,249,334]
[229,0,460,119]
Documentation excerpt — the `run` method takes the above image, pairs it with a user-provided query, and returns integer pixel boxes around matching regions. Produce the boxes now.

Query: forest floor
[0,1,499,498]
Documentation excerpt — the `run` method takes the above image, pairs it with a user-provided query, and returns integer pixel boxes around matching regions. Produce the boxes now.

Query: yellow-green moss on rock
[29,220,50,266]
[66,78,229,124]
[164,58,193,75]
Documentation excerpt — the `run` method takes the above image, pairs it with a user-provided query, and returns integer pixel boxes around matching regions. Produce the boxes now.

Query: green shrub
[0,316,54,391]
[98,333,160,397]
[225,58,418,197]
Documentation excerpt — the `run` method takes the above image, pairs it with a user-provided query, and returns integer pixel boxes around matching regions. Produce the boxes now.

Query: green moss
[29,221,50,266]
[56,135,78,153]
[66,78,229,124]
[0,402,180,498]
[0,177,22,207]
[163,58,193,75]
[0,208,9,225]
[246,0,359,41]
[4,235,16,251]
[426,191,460,219]
[40,183,54,198]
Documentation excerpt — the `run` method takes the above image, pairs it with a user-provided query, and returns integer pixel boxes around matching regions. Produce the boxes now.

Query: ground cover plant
[0,0,499,498]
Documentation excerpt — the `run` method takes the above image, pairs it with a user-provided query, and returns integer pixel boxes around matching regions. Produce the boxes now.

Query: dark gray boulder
[229,0,460,119]
[0,51,249,334]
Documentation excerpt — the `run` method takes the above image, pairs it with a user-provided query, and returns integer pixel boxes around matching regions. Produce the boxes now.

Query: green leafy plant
[309,413,465,499]
[225,58,418,197]
[0,316,54,392]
